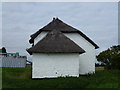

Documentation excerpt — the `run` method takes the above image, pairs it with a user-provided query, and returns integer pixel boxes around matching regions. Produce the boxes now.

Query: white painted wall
[64,33,96,75]
[32,53,79,78]
[34,32,47,45]
[34,31,96,75]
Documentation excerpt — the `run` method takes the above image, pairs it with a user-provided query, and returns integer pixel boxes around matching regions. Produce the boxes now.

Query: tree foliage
[96,45,120,69]
[2,47,7,53]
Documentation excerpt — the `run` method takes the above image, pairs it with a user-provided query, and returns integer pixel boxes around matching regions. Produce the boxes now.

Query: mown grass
[2,65,120,89]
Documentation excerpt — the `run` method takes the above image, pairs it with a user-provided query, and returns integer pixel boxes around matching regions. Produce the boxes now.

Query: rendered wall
[32,53,79,78]
[34,32,47,45]
[64,33,96,75]
[34,32,96,75]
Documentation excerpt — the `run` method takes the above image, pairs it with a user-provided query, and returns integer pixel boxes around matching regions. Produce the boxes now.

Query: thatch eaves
[27,30,85,55]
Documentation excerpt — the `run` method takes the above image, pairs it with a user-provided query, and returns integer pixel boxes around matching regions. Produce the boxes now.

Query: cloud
[2,2,118,58]
[0,3,2,48]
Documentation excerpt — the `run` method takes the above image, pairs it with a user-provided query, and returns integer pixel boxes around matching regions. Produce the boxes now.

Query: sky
[1,2,118,61]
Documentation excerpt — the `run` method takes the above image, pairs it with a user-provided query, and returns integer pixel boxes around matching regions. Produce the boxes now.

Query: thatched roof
[29,18,99,49]
[27,30,85,55]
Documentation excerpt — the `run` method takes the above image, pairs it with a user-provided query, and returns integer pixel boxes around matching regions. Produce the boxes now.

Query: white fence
[0,55,26,67]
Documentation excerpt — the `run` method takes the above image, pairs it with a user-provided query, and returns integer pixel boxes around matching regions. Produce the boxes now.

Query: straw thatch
[27,30,85,55]
[29,18,99,49]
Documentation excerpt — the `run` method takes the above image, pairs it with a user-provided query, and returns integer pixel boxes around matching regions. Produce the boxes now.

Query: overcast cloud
[1,2,118,61]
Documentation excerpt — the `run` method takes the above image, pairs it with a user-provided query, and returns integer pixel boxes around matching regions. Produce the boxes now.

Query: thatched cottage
[27,18,99,78]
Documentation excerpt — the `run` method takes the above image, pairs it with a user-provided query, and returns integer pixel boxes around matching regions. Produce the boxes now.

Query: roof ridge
[29,18,99,49]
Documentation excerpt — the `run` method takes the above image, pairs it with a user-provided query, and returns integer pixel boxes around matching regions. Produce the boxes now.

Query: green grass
[2,65,120,89]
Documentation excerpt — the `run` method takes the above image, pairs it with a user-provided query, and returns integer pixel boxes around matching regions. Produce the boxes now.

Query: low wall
[0,56,26,67]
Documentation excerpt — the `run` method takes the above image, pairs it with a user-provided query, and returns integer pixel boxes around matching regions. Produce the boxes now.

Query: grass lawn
[2,65,120,89]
